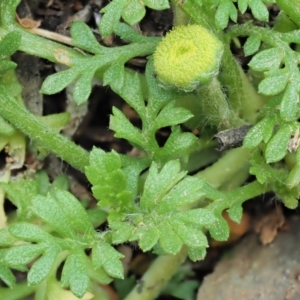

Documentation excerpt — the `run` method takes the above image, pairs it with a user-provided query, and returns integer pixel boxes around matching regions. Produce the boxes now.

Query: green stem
[276,0,300,28]
[0,85,89,171]
[0,283,35,300]
[125,246,188,300]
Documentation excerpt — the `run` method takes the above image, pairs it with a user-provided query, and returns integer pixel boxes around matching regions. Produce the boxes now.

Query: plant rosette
[153,24,224,92]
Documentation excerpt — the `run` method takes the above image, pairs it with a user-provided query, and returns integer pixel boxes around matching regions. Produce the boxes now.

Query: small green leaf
[73,72,95,104]
[158,221,183,255]
[140,160,186,210]
[0,31,21,58]
[0,115,15,135]
[237,0,247,13]
[54,190,94,234]
[5,244,45,266]
[0,228,17,247]
[158,129,198,161]
[9,223,52,243]
[41,68,79,95]
[227,204,243,223]
[155,177,206,213]
[248,48,282,72]
[0,60,17,73]
[103,62,125,91]
[170,219,208,248]
[115,23,152,43]
[215,1,237,30]
[31,194,75,238]
[143,0,169,10]
[258,73,288,96]
[51,174,69,191]
[0,263,15,287]
[71,21,103,54]
[138,225,160,251]
[110,107,144,147]
[175,209,217,227]
[286,164,300,189]
[280,83,299,121]
[61,248,89,298]
[28,247,59,285]
[110,221,133,244]
[207,216,229,241]
[243,117,274,148]
[249,0,269,21]
[38,113,70,132]
[244,34,261,56]
[92,242,124,279]
[265,125,291,163]
[188,247,206,262]
[100,0,127,37]
[155,101,193,129]
[121,0,146,25]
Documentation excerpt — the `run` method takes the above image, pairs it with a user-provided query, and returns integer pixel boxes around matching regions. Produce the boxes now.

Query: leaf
[248,48,282,72]
[9,222,52,243]
[28,246,60,285]
[100,0,127,37]
[215,1,237,30]
[244,34,261,56]
[103,62,125,91]
[0,60,17,73]
[155,177,206,213]
[170,219,208,248]
[158,129,198,161]
[41,68,79,95]
[110,107,144,147]
[140,160,186,210]
[70,21,103,54]
[61,248,89,298]
[54,190,94,234]
[207,216,229,241]
[286,164,300,189]
[243,117,274,148]
[92,242,124,279]
[175,209,217,227]
[5,244,45,267]
[158,221,183,255]
[0,263,15,287]
[73,72,95,105]
[238,0,248,13]
[188,247,206,262]
[115,23,152,43]
[227,204,243,223]
[31,194,75,238]
[143,0,169,10]
[249,0,269,21]
[110,221,134,244]
[138,225,160,251]
[0,31,21,58]
[280,83,299,121]
[258,73,289,96]
[265,125,291,163]
[155,101,193,129]
[121,0,146,25]
[38,113,70,132]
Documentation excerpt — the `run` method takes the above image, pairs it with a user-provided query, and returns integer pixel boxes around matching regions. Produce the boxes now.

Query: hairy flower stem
[0,85,89,171]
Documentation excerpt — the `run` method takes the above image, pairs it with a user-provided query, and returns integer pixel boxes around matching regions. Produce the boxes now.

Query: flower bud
[153,24,223,92]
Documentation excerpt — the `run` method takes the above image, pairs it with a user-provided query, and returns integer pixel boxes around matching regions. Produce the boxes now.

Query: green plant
[0,0,299,299]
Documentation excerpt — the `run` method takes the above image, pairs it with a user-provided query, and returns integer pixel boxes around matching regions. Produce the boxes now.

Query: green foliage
[1,0,300,299]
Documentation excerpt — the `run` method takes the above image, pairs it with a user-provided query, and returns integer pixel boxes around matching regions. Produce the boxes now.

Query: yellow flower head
[153,24,223,91]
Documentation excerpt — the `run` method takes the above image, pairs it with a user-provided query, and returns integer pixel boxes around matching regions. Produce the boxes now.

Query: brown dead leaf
[211,211,251,247]
[16,14,41,29]
[254,206,285,245]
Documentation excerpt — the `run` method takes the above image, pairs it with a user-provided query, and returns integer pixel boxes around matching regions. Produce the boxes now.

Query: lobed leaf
[280,83,299,121]
[265,125,291,163]
[244,34,261,56]
[121,0,146,25]
[248,48,282,72]
[92,242,124,279]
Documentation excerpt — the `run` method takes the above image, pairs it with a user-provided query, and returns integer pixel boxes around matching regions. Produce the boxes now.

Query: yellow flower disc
[153,24,223,91]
